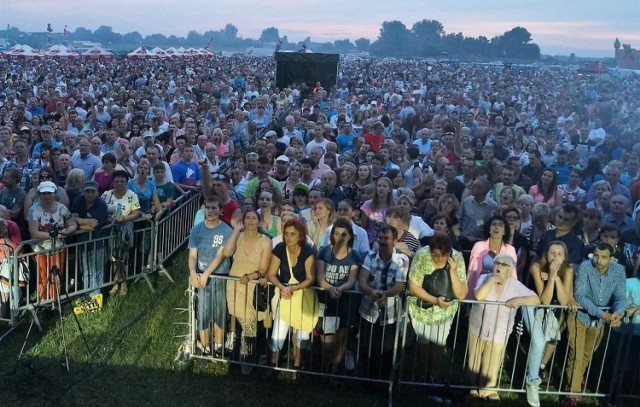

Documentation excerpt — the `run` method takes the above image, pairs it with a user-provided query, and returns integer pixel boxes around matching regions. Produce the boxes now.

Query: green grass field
[0,250,607,406]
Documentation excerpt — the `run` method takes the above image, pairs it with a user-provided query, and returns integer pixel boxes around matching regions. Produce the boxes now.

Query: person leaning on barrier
[265,218,318,381]
[27,181,77,301]
[315,218,361,377]
[467,253,540,401]
[564,243,627,406]
[407,234,467,383]
[187,196,235,356]
[358,224,410,380]
[524,241,577,407]
[224,209,272,375]
[70,180,110,300]
[102,170,140,296]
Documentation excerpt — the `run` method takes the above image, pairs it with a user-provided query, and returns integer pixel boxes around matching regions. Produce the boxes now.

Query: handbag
[254,280,274,312]
[420,260,455,309]
[277,247,319,332]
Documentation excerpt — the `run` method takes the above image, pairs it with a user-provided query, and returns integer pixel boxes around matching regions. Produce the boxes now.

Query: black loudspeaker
[275,52,339,90]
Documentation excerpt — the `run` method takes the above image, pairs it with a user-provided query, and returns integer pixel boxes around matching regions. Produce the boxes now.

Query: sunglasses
[39,174,52,180]
[212,174,227,181]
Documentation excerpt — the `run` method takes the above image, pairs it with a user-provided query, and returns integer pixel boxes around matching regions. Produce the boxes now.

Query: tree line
[4,19,540,59]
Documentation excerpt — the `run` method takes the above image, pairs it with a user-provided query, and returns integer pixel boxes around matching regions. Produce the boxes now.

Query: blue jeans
[522,306,545,384]
[81,242,106,297]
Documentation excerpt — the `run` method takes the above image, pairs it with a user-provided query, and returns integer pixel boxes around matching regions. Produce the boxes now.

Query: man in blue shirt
[171,144,201,193]
[565,243,626,400]
[188,197,236,355]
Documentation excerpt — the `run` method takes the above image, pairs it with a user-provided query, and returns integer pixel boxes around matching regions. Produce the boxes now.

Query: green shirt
[408,247,467,325]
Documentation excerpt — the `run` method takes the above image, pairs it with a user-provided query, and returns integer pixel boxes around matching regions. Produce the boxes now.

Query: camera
[48,217,62,238]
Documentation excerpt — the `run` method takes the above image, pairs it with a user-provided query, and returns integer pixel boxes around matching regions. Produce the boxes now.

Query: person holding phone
[407,235,467,384]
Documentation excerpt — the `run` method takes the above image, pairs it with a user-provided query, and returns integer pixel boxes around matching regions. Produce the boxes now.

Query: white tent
[81,46,115,60]
[2,44,44,59]
[183,47,202,57]
[45,44,80,59]
[151,47,168,58]
[164,47,182,58]
[127,46,157,59]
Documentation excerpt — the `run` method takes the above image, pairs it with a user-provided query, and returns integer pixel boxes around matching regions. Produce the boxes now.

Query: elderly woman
[407,235,467,382]
[467,253,540,401]
[467,215,517,299]
[102,170,141,296]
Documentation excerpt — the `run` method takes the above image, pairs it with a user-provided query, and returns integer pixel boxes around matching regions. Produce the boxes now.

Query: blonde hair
[66,169,86,190]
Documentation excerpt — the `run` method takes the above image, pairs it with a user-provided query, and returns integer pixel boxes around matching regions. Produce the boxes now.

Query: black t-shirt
[317,245,361,287]
[273,242,315,284]
[537,230,584,265]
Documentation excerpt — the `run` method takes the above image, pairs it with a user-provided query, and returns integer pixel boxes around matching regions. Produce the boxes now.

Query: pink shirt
[469,274,536,343]
[529,185,559,206]
[466,239,517,299]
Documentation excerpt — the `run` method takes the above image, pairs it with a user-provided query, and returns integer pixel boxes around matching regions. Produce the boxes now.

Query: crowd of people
[1,55,640,406]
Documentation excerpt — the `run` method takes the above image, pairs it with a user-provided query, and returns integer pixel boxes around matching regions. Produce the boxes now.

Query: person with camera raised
[27,181,77,301]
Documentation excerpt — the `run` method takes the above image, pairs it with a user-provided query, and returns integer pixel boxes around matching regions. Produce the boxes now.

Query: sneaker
[225,331,236,351]
[526,382,541,407]
[214,344,224,356]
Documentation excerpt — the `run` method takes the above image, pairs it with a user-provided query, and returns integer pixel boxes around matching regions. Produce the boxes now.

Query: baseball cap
[276,155,289,163]
[83,181,99,191]
[19,126,30,132]
[37,181,57,193]
[293,183,309,194]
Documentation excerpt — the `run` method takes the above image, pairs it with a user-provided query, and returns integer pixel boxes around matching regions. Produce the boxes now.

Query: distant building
[614,38,640,69]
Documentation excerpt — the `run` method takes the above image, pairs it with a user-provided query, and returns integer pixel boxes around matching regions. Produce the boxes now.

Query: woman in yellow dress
[226,210,272,374]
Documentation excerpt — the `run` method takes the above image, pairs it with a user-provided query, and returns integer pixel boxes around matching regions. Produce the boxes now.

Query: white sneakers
[526,381,541,407]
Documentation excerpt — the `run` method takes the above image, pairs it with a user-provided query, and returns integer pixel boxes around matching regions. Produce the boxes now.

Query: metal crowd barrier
[608,310,640,406]
[188,276,640,405]
[0,192,201,330]
[189,276,402,404]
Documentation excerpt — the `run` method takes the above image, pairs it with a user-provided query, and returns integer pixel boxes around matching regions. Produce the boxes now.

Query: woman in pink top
[528,169,563,209]
[467,253,540,401]
[467,215,517,299]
